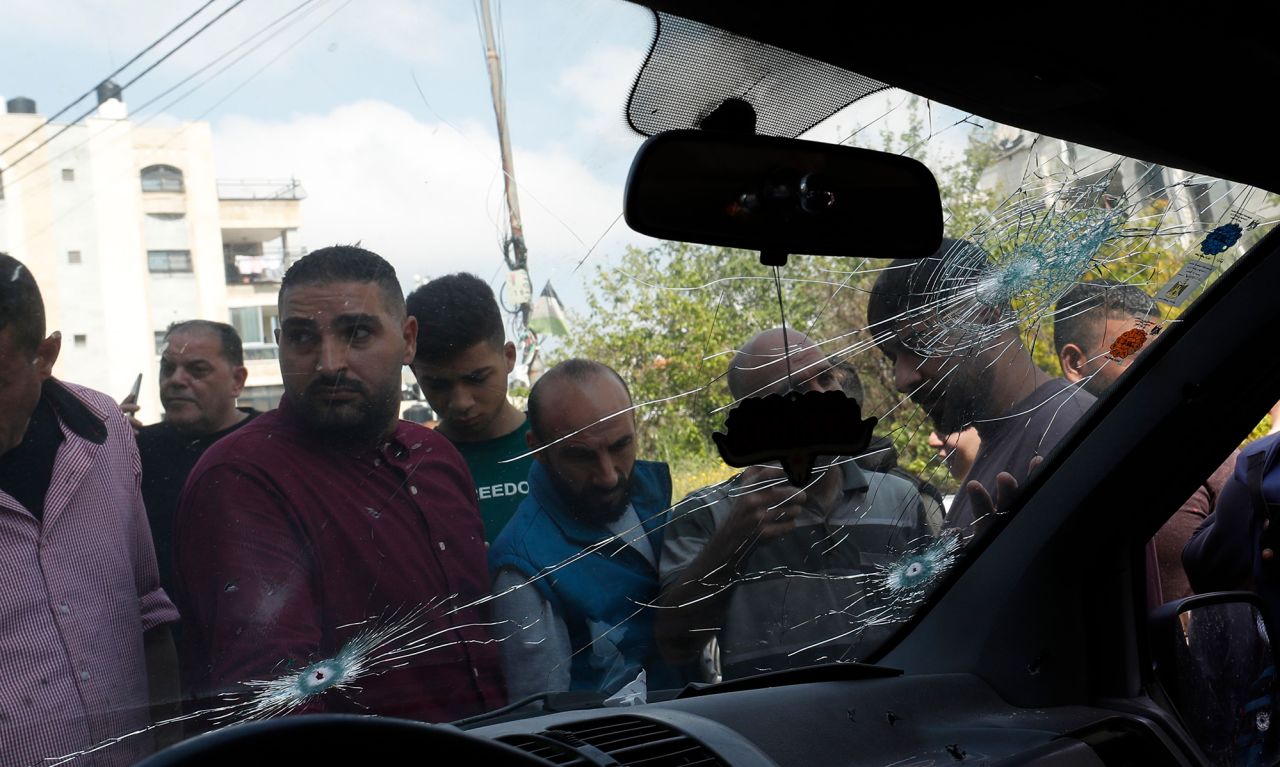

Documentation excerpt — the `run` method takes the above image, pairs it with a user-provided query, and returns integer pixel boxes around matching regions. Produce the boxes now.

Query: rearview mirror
[623,130,942,264]
[1149,591,1279,765]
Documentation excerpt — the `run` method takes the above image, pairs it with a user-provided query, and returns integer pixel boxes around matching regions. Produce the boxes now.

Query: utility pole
[479,0,532,327]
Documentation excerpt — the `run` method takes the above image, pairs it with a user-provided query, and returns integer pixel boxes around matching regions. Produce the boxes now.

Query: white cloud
[556,43,647,148]
[2,0,466,90]
[341,0,467,66]
[212,99,648,306]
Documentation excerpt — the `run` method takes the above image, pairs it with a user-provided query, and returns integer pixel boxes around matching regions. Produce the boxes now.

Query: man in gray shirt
[656,329,931,679]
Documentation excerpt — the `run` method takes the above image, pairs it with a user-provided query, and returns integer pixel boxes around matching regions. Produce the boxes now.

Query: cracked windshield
[0,1,1276,763]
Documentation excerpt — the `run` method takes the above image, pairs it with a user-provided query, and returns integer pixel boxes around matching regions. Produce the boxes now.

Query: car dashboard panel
[468,673,1191,766]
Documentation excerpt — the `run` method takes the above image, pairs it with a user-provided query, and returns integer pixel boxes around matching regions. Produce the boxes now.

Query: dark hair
[279,245,404,318]
[0,253,46,355]
[829,357,865,405]
[1053,279,1158,354]
[867,238,995,332]
[405,273,505,362]
[528,358,631,438]
[165,320,245,366]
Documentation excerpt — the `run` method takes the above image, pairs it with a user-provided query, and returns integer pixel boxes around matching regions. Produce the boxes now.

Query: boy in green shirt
[407,273,532,541]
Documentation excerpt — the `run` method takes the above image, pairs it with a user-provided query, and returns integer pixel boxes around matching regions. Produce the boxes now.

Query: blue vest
[489,460,673,695]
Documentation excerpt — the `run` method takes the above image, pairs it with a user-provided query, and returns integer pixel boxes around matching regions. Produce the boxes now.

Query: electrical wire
[0,0,221,158]
[3,0,248,174]
[0,0,325,196]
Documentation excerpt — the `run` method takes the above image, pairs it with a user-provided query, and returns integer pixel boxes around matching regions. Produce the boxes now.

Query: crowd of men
[0,238,1245,764]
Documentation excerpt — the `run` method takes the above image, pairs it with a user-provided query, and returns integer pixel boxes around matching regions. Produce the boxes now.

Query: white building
[0,87,302,422]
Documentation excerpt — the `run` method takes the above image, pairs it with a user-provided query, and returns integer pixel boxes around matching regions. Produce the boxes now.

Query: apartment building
[0,85,302,422]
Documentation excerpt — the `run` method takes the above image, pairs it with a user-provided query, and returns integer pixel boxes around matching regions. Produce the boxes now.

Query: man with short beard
[488,359,677,699]
[868,239,1096,530]
[173,246,504,722]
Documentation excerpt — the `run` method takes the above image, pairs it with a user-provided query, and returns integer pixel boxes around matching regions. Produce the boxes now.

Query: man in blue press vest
[489,358,676,700]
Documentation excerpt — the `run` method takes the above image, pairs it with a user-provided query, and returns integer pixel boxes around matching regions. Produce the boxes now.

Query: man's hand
[966,455,1044,535]
[121,399,143,434]
[654,464,808,663]
[712,464,808,553]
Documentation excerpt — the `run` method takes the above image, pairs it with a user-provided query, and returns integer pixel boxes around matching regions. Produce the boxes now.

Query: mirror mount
[759,248,787,267]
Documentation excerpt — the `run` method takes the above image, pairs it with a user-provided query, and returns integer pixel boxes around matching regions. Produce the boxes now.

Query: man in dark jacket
[136,320,259,593]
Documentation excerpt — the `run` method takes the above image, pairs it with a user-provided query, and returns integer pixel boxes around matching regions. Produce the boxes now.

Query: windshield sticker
[1155,260,1216,306]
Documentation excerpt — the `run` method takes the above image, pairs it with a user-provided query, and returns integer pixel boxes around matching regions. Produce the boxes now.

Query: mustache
[586,476,630,497]
[306,377,368,397]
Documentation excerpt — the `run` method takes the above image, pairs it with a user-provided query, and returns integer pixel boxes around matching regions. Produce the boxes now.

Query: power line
[2,0,248,174]
[179,0,353,124]
[134,0,320,117]
[0,0,323,196]
[6,0,346,241]
[0,0,325,198]
[0,0,221,157]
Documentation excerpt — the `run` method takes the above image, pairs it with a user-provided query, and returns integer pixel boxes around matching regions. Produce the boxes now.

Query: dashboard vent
[496,733,589,766]
[498,715,725,766]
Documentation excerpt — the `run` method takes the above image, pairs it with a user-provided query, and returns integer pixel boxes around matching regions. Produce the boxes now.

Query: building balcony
[219,178,303,235]
[217,178,305,201]
[225,248,306,285]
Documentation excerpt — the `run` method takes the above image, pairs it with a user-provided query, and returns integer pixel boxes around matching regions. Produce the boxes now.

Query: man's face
[529,374,637,524]
[0,326,58,458]
[1068,313,1149,398]
[880,326,994,434]
[159,329,247,434]
[276,281,416,444]
[734,341,842,399]
[928,427,981,482]
[410,340,515,441]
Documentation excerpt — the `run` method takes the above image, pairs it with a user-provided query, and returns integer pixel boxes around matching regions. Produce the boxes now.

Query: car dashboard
[467,672,1188,766]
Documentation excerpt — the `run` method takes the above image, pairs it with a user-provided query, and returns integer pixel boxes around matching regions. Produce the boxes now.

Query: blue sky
[0,0,976,324]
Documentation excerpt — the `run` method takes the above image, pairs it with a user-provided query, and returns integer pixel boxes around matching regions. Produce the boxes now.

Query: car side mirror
[623,129,942,265]
[1149,591,1279,764]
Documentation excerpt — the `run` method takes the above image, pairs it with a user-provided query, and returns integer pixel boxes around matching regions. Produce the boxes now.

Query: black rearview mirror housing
[623,129,943,263]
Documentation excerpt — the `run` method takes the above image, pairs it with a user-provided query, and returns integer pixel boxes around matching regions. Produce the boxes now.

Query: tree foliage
[569,241,846,466]
[565,99,1021,486]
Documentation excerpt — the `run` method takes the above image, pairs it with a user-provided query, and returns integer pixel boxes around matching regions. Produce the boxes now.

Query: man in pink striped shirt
[0,253,180,766]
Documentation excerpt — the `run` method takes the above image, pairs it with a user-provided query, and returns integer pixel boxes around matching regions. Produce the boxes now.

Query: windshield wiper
[676,660,901,699]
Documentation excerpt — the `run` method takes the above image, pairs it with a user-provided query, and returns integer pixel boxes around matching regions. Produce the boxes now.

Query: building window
[140,164,184,193]
[67,250,82,264]
[229,305,280,345]
[61,168,75,182]
[230,305,281,359]
[73,334,87,347]
[148,250,193,273]
[244,345,279,361]
[239,384,284,413]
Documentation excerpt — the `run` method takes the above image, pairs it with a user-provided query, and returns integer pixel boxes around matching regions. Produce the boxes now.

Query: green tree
[569,98,1008,488]
[569,241,846,467]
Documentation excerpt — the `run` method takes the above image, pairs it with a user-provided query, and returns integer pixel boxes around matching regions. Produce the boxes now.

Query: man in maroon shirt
[174,245,505,723]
